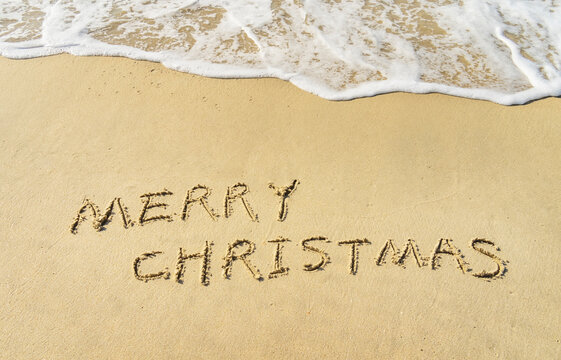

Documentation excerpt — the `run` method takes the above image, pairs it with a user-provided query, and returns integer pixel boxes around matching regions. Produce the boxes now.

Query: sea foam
[1,0,560,104]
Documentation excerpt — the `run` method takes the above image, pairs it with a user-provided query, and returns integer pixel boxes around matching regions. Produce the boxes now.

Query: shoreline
[2,52,559,105]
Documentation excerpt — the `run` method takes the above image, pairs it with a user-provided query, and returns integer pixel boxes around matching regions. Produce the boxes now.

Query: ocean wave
[1,0,560,104]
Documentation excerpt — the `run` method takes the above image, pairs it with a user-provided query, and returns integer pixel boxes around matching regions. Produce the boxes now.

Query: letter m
[69,198,132,234]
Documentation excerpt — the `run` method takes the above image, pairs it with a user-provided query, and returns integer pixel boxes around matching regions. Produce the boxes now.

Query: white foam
[1,0,560,104]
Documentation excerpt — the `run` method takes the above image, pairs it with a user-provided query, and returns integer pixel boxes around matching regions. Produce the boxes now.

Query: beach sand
[1,54,560,359]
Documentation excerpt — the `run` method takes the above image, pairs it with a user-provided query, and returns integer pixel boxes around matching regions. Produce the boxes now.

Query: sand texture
[1,54,560,359]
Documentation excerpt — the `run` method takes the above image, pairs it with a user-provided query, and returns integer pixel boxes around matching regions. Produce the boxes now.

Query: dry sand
[1,54,560,359]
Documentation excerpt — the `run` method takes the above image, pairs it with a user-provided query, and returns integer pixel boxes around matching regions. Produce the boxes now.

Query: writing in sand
[69,180,507,285]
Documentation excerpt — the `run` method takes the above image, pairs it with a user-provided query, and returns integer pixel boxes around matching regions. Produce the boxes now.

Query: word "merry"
[70,180,300,233]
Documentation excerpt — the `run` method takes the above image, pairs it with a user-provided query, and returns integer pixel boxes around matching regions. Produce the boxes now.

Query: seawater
[1,0,560,104]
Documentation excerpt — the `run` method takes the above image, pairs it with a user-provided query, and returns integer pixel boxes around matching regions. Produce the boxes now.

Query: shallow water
[1,0,560,104]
